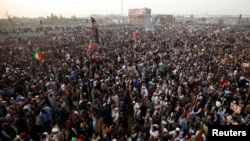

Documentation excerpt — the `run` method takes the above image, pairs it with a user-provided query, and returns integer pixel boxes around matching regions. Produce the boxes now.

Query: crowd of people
[0,22,250,141]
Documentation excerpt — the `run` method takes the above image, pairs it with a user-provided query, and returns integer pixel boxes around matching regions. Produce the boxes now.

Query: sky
[1,0,250,19]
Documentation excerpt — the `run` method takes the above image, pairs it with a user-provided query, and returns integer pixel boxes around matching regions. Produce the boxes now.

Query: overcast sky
[1,0,250,19]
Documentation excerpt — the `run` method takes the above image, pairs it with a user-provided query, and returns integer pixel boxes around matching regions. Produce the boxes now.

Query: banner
[242,63,249,68]
[129,9,144,17]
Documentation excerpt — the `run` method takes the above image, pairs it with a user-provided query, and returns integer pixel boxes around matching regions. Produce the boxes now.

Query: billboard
[154,15,175,26]
[129,9,145,17]
[128,8,151,25]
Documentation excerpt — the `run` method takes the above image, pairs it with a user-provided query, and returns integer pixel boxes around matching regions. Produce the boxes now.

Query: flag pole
[91,17,97,44]
[121,0,125,32]
[5,11,15,31]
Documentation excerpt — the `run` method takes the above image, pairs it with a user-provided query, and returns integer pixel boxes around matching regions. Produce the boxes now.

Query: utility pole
[238,14,242,25]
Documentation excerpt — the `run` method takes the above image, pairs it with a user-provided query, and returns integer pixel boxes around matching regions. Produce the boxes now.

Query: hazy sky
[1,0,249,19]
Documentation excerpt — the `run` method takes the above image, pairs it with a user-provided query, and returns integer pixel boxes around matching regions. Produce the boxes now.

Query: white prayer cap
[52,127,59,133]
[42,132,48,136]
[176,127,180,131]
[162,120,167,124]
[162,128,168,132]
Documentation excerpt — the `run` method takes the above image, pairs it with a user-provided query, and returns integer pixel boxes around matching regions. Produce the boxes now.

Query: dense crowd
[0,23,250,141]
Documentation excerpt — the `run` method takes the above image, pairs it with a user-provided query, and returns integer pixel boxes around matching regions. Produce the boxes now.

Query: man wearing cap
[40,132,49,141]
[169,127,182,141]
[50,127,65,141]
[132,101,139,111]
[112,108,120,125]
[140,85,148,98]
[133,104,141,124]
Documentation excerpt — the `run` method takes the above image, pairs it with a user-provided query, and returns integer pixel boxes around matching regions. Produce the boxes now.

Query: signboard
[128,8,151,25]
[129,9,144,17]
[242,63,249,68]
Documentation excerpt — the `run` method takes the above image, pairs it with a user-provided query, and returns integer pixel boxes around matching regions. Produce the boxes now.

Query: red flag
[71,137,84,141]
[34,49,43,61]
[133,32,137,39]
[37,53,43,61]
[91,55,96,60]
[219,77,228,86]
[191,130,203,141]
[0,39,4,44]
[221,58,227,64]
[82,25,86,29]
[195,133,203,141]
[87,43,94,52]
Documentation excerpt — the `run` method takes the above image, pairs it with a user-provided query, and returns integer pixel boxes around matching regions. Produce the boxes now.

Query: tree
[71,15,77,20]
[60,14,64,20]
[50,13,58,20]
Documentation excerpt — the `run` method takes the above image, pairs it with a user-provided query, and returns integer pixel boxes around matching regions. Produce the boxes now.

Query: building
[128,8,151,25]
[153,14,175,26]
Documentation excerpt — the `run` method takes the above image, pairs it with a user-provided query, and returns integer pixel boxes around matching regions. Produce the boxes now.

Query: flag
[34,48,43,61]
[0,39,4,44]
[37,53,43,61]
[219,77,228,86]
[82,24,86,29]
[191,130,203,141]
[91,55,96,60]
[71,137,84,141]
[221,58,227,64]
[87,40,94,52]
[80,20,87,30]
[133,32,137,39]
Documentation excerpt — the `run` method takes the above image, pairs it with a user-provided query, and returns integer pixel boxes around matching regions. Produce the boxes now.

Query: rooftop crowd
[0,22,250,141]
